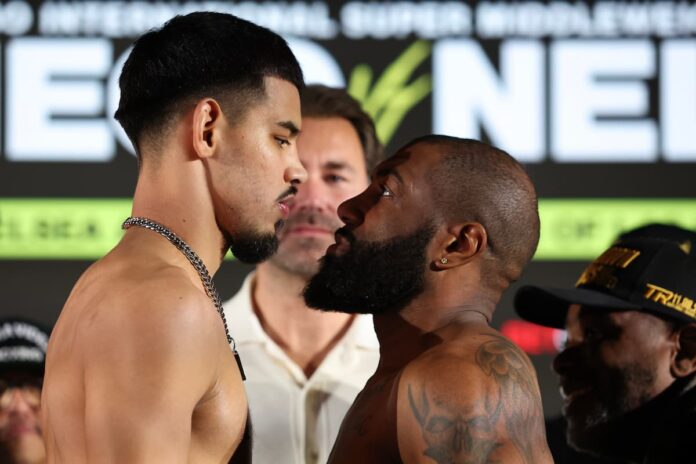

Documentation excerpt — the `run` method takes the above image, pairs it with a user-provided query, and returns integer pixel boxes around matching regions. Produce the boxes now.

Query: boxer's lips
[277,198,293,218]
[327,232,351,255]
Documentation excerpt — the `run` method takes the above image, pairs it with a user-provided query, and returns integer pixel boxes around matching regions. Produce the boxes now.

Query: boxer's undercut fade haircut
[114,11,304,158]
[413,135,540,286]
[300,85,383,173]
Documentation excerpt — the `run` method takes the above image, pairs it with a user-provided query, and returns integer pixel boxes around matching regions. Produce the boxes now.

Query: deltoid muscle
[407,334,543,464]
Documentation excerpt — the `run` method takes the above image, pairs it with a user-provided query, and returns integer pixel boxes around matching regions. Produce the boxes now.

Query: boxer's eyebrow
[375,166,403,185]
[277,121,300,136]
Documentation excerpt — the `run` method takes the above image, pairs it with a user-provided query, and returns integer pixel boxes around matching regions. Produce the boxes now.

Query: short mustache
[275,185,298,202]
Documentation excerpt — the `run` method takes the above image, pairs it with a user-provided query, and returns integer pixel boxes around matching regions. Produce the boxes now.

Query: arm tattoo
[407,384,502,464]
[475,334,543,463]
[407,335,543,464]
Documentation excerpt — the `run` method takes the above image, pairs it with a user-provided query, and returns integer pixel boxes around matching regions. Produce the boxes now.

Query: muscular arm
[81,287,225,463]
[397,333,553,464]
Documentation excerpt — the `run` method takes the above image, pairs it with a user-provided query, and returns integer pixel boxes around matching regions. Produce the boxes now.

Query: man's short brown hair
[300,85,383,173]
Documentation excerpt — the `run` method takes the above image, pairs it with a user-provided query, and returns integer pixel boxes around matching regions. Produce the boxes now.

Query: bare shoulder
[61,260,228,377]
[110,272,222,350]
[69,265,232,414]
[44,258,244,463]
[402,329,541,408]
[396,329,552,464]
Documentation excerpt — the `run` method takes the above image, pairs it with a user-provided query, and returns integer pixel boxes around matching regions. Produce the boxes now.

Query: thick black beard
[229,220,283,264]
[303,224,435,315]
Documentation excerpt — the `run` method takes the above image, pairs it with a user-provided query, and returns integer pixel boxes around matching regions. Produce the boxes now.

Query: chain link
[122,216,245,379]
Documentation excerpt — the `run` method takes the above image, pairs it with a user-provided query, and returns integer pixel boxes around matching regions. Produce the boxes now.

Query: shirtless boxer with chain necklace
[41,12,307,463]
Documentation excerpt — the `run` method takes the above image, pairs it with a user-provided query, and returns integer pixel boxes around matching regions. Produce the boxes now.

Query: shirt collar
[342,311,380,350]
[222,272,267,345]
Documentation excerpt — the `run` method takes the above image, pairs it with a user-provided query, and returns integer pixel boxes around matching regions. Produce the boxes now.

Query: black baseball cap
[515,224,696,329]
[0,319,49,377]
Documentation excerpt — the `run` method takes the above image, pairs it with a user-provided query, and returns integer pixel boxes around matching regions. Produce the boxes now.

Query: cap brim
[514,285,642,329]
[0,361,44,377]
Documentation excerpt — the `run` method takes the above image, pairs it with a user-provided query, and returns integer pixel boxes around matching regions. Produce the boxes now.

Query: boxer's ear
[191,98,223,159]
[433,222,487,270]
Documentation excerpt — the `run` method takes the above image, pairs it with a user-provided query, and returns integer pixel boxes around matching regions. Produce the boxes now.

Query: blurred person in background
[223,85,383,464]
[516,224,696,464]
[0,319,49,464]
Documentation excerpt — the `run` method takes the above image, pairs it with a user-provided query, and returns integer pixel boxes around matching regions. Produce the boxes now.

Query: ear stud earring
[440,258,448,264]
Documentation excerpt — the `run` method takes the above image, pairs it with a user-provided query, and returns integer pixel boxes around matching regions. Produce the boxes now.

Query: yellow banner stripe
[1,198,695,260]
[536,199,696,260]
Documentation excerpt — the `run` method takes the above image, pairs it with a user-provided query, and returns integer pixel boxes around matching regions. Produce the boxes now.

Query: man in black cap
[0,319,48,464]
[515,224,696,464]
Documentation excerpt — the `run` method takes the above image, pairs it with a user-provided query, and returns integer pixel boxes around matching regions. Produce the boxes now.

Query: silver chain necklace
[122,216,246,381]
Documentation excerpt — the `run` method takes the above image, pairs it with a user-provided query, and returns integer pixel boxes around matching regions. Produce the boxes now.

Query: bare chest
[328,374,401,464]
[190,350,249,463]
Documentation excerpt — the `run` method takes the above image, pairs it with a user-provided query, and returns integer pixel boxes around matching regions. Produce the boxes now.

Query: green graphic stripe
[537,199,696,259]
[348,40,433,145]
[0,199,132,259]
[1,198,695,260]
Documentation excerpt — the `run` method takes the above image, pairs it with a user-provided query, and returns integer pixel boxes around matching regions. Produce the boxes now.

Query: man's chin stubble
[269,242,327,278]
[229,233,279,264]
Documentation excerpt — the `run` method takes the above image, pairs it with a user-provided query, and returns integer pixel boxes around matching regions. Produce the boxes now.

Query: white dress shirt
[223,273,380,464]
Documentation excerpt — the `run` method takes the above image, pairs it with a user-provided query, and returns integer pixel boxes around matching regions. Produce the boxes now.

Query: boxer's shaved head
[415,135,540,285]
